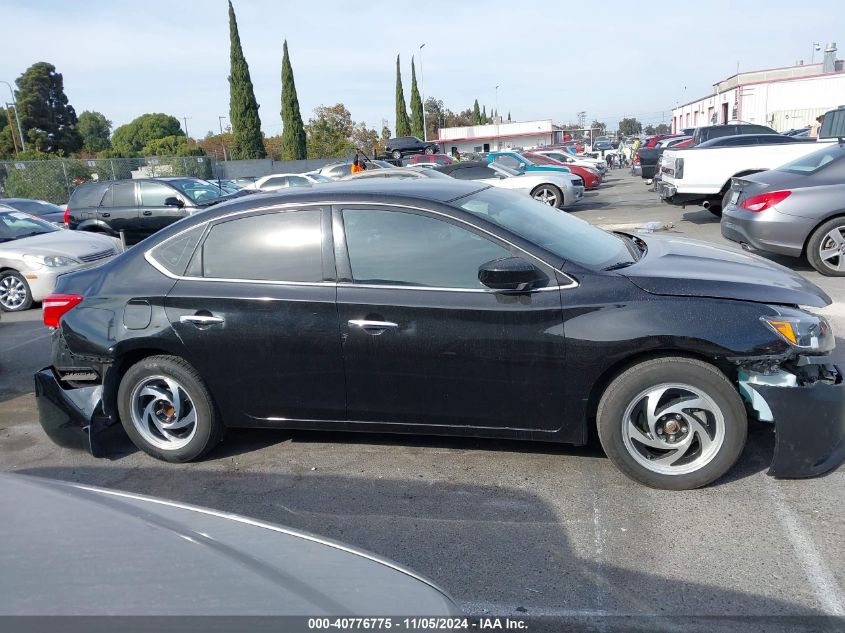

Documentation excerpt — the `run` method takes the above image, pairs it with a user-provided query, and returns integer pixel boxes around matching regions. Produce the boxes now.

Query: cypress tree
[394,55,411,137]
[472,100,481,125]
[409,57,424,138]
[507,111,511,121]
[281,39,307,160]
[482,105,487,123]
[228,1,265,159]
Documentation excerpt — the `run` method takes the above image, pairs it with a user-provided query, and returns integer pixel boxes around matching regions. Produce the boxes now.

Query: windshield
[488,162,522,177]
[523,153,561,166]
[0,211,57,242]
[170,179,223,203]
[777,143,845,174]
[455,188,634,269]
[307,173,332,183]
[4,200,63,216]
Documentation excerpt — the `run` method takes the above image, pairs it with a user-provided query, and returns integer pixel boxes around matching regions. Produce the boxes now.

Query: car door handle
[348,319,398,332]
[101,213,110,218]
[180,315,225,326]
[142,210,153,216]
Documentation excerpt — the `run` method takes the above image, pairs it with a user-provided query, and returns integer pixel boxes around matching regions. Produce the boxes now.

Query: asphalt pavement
[0,172,842,630]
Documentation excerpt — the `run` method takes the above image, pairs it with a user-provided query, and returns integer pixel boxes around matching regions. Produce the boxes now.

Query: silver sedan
[721,143,845,276]
[0,210,122,311]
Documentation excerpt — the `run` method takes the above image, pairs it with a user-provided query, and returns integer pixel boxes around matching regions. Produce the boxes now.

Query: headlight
[762,306,835,351]
[22,254,81,268]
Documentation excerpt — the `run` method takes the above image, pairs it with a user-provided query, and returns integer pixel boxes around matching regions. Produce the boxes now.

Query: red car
[406,153,453,166]
[523,152,601,190]
[644,134,685,148]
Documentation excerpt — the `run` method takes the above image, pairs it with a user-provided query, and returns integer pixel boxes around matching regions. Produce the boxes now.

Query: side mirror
[478,257,542,291]
[164,197,184,208]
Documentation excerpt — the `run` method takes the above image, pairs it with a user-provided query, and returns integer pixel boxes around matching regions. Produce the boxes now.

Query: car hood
[526,165,572,174]
[0,230,120,259]
[0,474,458,616]
[618,234,831,307]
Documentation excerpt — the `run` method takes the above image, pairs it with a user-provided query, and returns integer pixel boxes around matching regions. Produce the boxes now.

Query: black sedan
[35,180,844,489]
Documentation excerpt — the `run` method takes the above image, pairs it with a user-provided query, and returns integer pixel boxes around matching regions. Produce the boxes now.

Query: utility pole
[218,116,228,161]
[811,42,821,64]
[183,117,192,145]
[0,80,26,152]
[495,85,499,149]
[4,104,19,154]
[419,43,427,141]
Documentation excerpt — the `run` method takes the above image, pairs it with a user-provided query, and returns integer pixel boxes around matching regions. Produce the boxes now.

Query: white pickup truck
[656,139,837,215]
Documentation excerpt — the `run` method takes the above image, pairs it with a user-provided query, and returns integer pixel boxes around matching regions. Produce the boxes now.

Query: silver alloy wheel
[818,225,845,272]
[533,187,559,207]
[130,375,198,450]
[0,275,27,310]
[621,383,726,476]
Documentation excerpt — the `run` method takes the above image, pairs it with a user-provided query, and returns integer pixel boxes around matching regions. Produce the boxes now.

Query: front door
[138,181,189,237]
[97,181,138,237]
[163,206,345,424]
[334,205,567,432]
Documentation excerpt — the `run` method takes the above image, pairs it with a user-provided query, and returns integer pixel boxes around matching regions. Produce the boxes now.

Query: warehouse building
[672,43,845,133]
[436,119,564,155]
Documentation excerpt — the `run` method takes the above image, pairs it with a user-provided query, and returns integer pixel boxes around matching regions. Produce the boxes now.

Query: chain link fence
[0,156,216,205]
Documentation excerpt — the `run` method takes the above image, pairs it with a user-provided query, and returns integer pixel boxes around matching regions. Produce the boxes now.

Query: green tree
[228,0,265,159]
[655,123,671,135]
[280,40,307,160]
[507,111,511,121]
[482,105,487,123]
[77,111,111,153]
[591,120,607,136]
[306,103,353,158]
[472,100,482,125]
[424,97,445,140]
[111,113,183,156]
[0,108,17,157]
[15,62,81,154]
[643,125,656,135]
[409,57,424,138]
[351,121,379,155]
[618,117,643,136]
[394,55,411,137]
[141,134,205,157]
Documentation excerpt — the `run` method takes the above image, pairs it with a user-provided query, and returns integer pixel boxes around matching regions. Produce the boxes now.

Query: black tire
[424,146,434,155]
[530,184,564,209]
[0,270,33,312]
[806,216,845,277]
[117,355,224,462]
[596,357,747,490]
[391,150,402,160]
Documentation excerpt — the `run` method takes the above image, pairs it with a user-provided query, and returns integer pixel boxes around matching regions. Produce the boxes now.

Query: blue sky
[2,0,844,137]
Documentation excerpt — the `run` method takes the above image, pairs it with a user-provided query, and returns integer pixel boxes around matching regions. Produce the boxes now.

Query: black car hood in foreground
[0,474,459,616]
[618,234,831,307]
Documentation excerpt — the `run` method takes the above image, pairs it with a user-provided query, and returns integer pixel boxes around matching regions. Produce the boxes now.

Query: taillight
[634,154,640,164]
[739,190,792,212]
[63,208,70,225]
[42,294,83,329]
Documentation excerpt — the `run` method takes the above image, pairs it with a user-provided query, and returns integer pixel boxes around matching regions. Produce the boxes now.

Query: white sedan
[0,210,122,311]
[434,161,581,209]
[534,150,607,174]
[243,172,332,192]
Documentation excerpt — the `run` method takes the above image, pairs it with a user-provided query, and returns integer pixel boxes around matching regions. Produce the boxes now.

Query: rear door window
[102,182,136,207]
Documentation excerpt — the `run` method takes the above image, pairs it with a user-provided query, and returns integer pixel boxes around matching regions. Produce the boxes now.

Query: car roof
[434,160,489,172]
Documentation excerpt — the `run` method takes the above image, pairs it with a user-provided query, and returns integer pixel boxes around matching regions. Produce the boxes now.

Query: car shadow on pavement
[17,465,838,632]
[681,209,719,225]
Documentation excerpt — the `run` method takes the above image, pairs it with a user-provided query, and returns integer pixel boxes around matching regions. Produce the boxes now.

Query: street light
[811,42,821,64]
[218,116,228,161]
[419,43,426,141]
[0,80,26,152]
[495,85,499,149]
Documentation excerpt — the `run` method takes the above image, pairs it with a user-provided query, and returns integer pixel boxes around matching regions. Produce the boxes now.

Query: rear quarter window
[69,183,108,208]
[149,224,206,276]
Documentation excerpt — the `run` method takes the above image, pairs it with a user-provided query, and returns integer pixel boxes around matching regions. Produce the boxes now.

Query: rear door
[138,181,189,237]
[98,181,138,236]
[163,205,345,423]
[334,204,568,431]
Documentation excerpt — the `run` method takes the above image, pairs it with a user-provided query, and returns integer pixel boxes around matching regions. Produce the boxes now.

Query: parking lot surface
[1,172,842,627]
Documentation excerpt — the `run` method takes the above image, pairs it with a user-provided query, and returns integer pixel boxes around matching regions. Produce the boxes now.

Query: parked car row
[652,106,845,276]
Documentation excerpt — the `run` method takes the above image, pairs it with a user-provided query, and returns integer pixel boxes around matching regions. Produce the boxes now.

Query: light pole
[0,80,26,152]
[811,42,821,64]
[495,85,499,149]
[419,43,426,141]
[218,116,228,161]
[182,116,192,145]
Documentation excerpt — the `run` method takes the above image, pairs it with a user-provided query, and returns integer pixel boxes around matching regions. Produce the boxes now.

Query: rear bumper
[721,206,809,257]
[34,368,123,457]
[761,369,845,478]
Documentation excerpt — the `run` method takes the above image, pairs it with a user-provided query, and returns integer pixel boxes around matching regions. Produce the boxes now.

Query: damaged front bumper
[739,362,845,478]
[34,368,124,457]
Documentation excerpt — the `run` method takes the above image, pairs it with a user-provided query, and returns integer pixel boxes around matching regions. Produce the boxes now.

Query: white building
[437,119,564,155]
[672,43,845,133]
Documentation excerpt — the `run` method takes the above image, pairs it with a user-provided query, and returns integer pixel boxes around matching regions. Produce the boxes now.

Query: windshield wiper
[603,261,636,271]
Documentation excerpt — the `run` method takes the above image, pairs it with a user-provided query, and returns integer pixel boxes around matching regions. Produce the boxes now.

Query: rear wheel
[117,355,224,462]
[596,357,746,489]
[531,184,563,209]
[806,217,845,276]
[392,150,402,160]
[0,271,32,312]
[424,146,434,155]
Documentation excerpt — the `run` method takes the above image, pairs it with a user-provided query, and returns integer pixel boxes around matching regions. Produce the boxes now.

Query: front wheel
[424,146,434,155]
[391,150,402,160]
[0,271,32,312]
[806,216,845,276]
[117,355,224,462]
[531,184,563,209]
[596,357,746,489]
